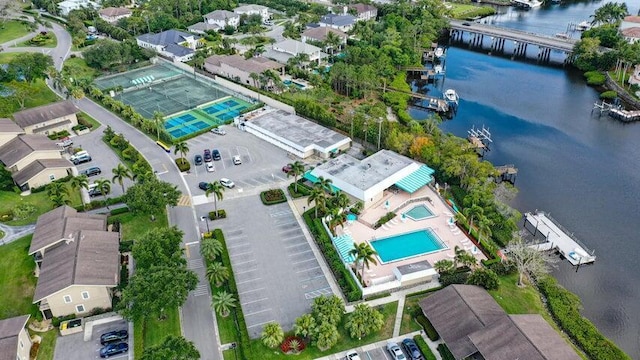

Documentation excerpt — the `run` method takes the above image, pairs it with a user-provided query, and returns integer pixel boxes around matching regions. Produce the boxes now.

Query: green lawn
[32,328,58,360]
[0,20,32,44]
[400,294,425,335]
[447,3,497,19]
[108,210,168,241]
[213,286,239,344]
[0,235,37,319]
[133,307,181,359]
[0,182,83,226]
[222,349,236,360]
[63,57,101,82]
[77,111,103,131]
[133,318,144,360]
[0,52,19,63]
[0,79,60,117]
[16,32,58,48]
[489,273,548,316]
[249,301,398,359]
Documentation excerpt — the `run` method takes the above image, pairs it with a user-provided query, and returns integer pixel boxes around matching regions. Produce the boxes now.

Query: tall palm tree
[200,237,223,261]
[46,182,69,198]
[205,181,225,213]
[349,242,378,285]
[287,161,305,192]
[50,193,71,208]
[249,72,260,88]
[308,187,326,218]
[211,290,236,317]
[70,174,89,205]
[112,164,133,193]
[324,31,342,55]
[331,190,350,210]
[206,262,229,287]
[316,176,333,194]
[152,111,164,140]
[463,205,483,232]
[94,178,111,208]
[174,141,189,164]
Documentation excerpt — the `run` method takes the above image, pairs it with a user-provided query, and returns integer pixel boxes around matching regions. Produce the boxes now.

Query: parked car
[220,178,235,188]
[386,342,406,360]
[282,164,292,173]
[345,350,361,360]
[100,330,128,345]
[233,155,242,165]
[401,338,423,360]
[206,163,215,172]
[56,137,73,148]
[70,151,92,165]
[82,167,101,177]
[88,183,109,197]
[204,149,212,163]
[199,182,210,191]
[99,342,128,358]
[194,154,203,166]
[212,149,221,161]
[211,127,226,135]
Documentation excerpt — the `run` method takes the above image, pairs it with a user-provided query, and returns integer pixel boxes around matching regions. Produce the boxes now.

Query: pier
[495,164,518,184]
[608,108,640,122]
[382,86,450,113]
[467,125,492,156]
[523,212,596,266]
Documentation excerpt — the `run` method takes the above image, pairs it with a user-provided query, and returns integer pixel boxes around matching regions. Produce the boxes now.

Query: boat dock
[383,86,450,112]
[467,125,492,156]
[495,164,518,184]
[608,108,640,122]
[523,212,596,265]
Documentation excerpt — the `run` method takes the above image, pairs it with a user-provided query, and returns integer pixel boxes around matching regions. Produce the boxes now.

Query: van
[70,151,92,165]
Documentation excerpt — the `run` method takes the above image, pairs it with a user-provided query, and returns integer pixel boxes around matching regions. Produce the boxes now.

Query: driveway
[54,319,129,360]
[196,197,334,338]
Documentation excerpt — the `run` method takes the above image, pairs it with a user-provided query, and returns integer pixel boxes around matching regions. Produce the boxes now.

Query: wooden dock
[495,164,518,184]
[523,212,596,265]
[608,108,640,122]
[383,87,450,112]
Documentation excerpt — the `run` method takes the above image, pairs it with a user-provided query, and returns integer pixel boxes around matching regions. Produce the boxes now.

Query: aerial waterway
[410,0,640,357]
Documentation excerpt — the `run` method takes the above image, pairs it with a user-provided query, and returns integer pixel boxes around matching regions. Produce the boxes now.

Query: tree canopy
[125,178,181,214]
[132,227,186,270]
[140,335,200,360]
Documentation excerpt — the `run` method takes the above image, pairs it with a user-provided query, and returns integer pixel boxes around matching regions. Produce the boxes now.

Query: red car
[282,164,292,173]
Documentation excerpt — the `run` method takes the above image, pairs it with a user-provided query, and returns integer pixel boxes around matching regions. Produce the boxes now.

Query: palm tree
[331,190,350,210]
[50,193,71,208]
[112,164,133,193]
[205,181,225,213]
[286,161,305,192]
[200,237,223,261]
[324,31,342,55]
[152,111,164,140]
[70,174,89,206]
[453,245,476,269]
[308,187,326,218]
[316,176,333,194]
[261,322,284,348]
[462,205,483,232]
[206,262,229,287]
[349,242,378,285]
[174,141,190,167]
[94,178,111,208]
[46,182,69,198]
[211,290,236,317]
[249,72,260,88]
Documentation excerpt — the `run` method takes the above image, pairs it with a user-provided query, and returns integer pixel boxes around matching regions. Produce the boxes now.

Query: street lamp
[303,206,306,214]
[201,216,210,234]
[377,118,383,150]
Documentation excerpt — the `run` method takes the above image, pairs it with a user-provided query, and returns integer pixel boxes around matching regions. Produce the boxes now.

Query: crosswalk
[177,194,192,206]
[192,284,209,297]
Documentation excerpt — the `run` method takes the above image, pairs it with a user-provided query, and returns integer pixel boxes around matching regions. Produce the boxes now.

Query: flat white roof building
[241,107,350,159]
[309,150,435,208]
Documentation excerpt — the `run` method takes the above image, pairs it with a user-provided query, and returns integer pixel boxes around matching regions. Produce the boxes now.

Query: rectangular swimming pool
[370,228,445,263]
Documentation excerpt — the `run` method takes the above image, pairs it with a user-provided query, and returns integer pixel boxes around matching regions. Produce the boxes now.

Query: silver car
[387,342,406,360]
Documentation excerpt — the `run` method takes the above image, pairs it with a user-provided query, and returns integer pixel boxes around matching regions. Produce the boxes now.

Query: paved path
[0,223,35,245]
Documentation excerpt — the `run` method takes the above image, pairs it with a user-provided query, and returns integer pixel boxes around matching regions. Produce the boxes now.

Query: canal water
[410,1,640,357]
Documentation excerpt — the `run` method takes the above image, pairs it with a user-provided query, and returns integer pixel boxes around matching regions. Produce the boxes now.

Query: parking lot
[185,125,294,202]
[339,342,417,360]
[66,126,134,200]
[53,319,129,360]
[196,197,333,338]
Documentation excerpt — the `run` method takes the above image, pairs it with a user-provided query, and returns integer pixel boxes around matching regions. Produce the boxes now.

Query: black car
[212,149,221,161]
[82,167,101,177]
[194,154,203,166]
[401,338,423,360]
[198,182,210,191]
[203,149,212,163]
[89,186,109,197]
[100,330,128,345]
[99,342,128,358]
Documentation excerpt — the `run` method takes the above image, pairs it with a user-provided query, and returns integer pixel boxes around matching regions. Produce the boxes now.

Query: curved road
[0,223,36,245]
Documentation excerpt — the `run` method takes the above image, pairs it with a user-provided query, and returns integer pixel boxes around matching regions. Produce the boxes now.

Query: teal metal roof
[333,234,355,264]
[395,165,435,194]
[303,170,341,193]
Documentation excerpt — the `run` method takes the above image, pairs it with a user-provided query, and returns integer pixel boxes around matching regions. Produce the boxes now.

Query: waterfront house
[346,3,377,22]
[319,13,357,32]
[57,0,99,16]
[29,206,120,319]
[629,65,640,86]
[98,7,132,23]
[419,285,581,360]
[13,101,79,136]
[301,27,347,53]
[233,4,270,22]
[0,315,32,360]
[0,118,25,147]
[136,30,201,62]
[620,16,640,43]
[263,39,327,65]
[204,55,284,87]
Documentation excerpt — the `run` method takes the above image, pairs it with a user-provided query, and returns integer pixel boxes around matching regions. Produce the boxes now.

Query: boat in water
[576,21,592,31]
[435,47,444,58]
[511,0,542,8]
[444,89,459,104]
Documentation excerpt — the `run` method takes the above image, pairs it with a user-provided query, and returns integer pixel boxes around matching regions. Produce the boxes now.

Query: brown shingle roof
[348,3,377,14]
[13,101,78,128]
[0,135,60,168]
[29,206,107,255]
[12,158,74,186]
[205,55,283,74]
[0,315,29,360]
[622,27,640,38]
[302,27,347,42]
[33,229,120,302]
[510,315,581,360]
[99,7,131,17]
[0,118,24,134]
[624,15,640,23]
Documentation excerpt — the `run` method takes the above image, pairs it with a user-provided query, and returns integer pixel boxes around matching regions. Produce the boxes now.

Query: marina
[523,212,596,266]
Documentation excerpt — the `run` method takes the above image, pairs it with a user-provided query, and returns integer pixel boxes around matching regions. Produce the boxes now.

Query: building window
[63,295,72,303]
[81,291,90,300]
[76,304,85,313]
[49,174,55,181]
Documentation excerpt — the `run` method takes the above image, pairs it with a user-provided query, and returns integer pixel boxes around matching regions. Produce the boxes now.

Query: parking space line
[235,268,259,275]
[227,242,251,249]
[192,284,209,297]
[270,210,292,217]
[296,266,321,273]
[244,308,272,317]
[239,287,265,295]
[246,319,276,328]
[304,287,333,299]
[292,258,317,265]
[286,242,309,249]
[241,297,268,306]
[188,258,204,269]
[280,234,304,242]
[289,249,313,256]
[230,251,253,258]
[300,274,327,282]
[236,277,261,285]
[233,259,257,266]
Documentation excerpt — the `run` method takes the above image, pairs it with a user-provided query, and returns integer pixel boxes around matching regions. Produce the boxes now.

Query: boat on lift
[434,47,444,58]
[444,89,459,104]
[576,21,592,31]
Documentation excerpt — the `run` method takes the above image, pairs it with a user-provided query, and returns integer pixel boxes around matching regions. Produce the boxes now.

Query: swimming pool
[404,204,435,221]
[370,229,445,263]
[283,79,306,89]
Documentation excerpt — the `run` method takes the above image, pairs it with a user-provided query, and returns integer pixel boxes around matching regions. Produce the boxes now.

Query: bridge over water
[448,20,579,63]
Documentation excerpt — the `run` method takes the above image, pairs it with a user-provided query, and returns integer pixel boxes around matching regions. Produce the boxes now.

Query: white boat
[576,21,591,31]
[434,64,443,74]
[434,47,444,58]
[512,0,542,8]
[444,89,459,104]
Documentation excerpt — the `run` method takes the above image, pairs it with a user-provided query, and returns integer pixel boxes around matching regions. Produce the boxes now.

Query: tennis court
[164,110,218,139]
[199,97,253,122]
[94,63,182,90]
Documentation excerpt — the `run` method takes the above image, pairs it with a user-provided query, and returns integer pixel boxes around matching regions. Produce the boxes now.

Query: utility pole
[377,118,383,150]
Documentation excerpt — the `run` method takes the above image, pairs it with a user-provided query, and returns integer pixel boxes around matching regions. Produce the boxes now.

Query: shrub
[599,90,617,100]
[110,207,130,216]
[413,335,437,360]
[288,181,312,198]
[280,336,306,354]
[437,344,456,360]
[119,240,134,253]
[584,71,605,86]
[488,261,517,276]
[29,342,40,359]
[439,271,469,287]
[208,210,227,220]
[175,158,191,172]
[12,203,36,220]
[260,189,286,205]
[52,314,76,328]
[466,268,500,290]
[374,212,396,228]
[364,292,391,301]
[416,314,440,341]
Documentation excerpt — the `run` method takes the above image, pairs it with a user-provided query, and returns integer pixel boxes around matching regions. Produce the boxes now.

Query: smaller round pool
[404,204,435,221]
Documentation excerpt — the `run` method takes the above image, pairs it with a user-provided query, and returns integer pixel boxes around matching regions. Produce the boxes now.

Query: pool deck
[340,186,486,283]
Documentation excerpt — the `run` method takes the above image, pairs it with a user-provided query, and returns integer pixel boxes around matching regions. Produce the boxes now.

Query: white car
[210,127,226,135]
[206,162,215,172]
[232,155,242,165]
[386,342,406,360]
[220,178,235,188]
[345,350,361,360]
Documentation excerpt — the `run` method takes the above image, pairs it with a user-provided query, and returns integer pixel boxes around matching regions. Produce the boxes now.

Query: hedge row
[260,189,287,205]
[208,210,227,220]
[437,344,455,360]
[213,229,251,360]
[416,314,440,341]
[373,212,396,229]
[537,276,631,360]
[303,211,362,301]
[413,335,437,360]
[110,207,130,216]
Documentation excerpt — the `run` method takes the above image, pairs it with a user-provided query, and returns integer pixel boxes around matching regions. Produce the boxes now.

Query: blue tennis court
[164,110,219,140]
[199,97,252,123]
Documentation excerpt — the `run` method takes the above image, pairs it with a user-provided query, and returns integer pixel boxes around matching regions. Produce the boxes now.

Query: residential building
[241,107,351,159]
[621,27,640,43]
[309,150,435,208]
[204,10,240,30]
[204,55,284,87]
[620,15,640,31]
[0,118,25,147]
[629,64,640,86]
[13,101,79,136]
[57,0,99,16]
[346,3,377,21]
[13,158,76,191]
[301,27,347,53]
[29,206,120,319]
[0,315,32,360]
[319,13,357,32]
[0,135,62,172]
[137,30,201,62]
[263,39,327,65]
[234,4,270,22]
[419,285,581,360]
[98,7,132,23]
